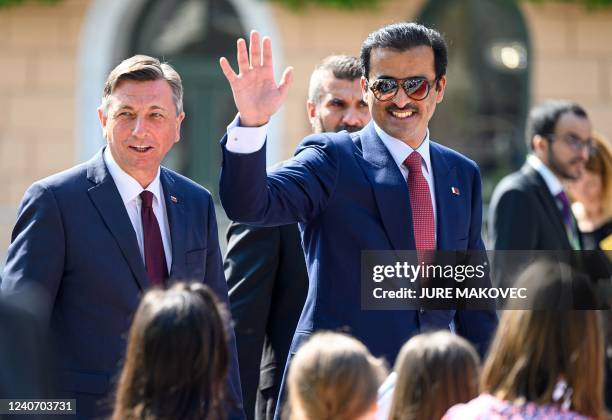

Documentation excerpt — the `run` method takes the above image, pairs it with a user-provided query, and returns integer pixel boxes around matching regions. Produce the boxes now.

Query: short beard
[336,123,362,133]
[547,146,582,181]
[314,116,362,134]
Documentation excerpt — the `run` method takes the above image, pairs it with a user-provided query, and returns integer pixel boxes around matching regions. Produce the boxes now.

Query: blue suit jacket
[220,121,497,360]
[1,149,244,419]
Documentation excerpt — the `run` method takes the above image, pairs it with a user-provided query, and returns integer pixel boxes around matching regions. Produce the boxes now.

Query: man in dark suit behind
[224,55,370,420]
[1,56,243,419]
[488,101,592,285]
[219,24,498,418]
[489,100,591,251]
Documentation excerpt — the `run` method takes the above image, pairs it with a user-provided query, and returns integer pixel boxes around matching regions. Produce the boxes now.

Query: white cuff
[225,113,268,154]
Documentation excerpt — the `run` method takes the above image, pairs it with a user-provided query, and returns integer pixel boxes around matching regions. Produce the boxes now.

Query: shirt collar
[373,122,432,173]
[527,154,564,196]
[103,146,162,205]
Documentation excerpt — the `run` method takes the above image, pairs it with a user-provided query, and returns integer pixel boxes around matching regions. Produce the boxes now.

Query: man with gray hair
[224,54,370,420]
[1,55,244,419]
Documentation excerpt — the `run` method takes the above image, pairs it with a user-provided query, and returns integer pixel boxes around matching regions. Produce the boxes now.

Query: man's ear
[435,75,446,103]
[175,111,185,143]
[97,107,106,127]
[306,101,317,123]
[97,106,108,138]
[360,76,368,102]
[532,134,548,154]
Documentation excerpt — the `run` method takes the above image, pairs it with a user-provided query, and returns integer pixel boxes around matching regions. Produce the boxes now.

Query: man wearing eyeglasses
[218,23,497,418]
[489,100,591,256]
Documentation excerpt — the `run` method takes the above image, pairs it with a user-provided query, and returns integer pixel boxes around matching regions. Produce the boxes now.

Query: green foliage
[524,0,612,8]
[0,0,610,13]
[269,0,380,10]
[270,0,612,9]
[0,0,61,7]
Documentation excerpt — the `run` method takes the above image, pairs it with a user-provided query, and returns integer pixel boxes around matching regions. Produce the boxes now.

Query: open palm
[220,30,294,127]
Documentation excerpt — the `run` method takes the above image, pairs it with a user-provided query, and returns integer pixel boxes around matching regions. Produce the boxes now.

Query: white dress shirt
[527,154,564,197]
[103,147,172,269]
[373,122,437,240]
[225,115,437,243]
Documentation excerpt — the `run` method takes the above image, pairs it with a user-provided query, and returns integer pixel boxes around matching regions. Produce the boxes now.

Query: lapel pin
[451,187,460,196]
[170,195,178,203]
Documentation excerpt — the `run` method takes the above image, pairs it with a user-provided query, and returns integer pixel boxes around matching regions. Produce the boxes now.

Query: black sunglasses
[367,77,438,102]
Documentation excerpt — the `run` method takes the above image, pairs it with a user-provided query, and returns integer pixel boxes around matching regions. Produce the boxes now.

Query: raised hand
[220,30,294,127]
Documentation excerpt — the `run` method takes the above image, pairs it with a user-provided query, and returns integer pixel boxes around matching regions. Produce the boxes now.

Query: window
[128,0,246,197]
[419,0,530,201]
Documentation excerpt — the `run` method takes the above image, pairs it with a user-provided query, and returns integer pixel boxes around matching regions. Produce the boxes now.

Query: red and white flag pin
[170,195,178,203]
[451,187,460,196]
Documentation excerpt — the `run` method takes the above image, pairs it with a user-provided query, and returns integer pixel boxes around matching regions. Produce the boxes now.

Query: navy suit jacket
[220,122,497,363]
[1,149,244,419]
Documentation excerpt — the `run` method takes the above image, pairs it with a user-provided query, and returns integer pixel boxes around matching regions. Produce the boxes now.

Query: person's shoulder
[430,140,479,172]
[298,131,355,152]
[442,394,499,419]
[27,161,90,198]
[492,165,532,198]
[160,167,213,202]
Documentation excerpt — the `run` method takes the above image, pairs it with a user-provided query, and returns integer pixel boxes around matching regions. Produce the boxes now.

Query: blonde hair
[286,332,386,420]
[388,331,480,420]
[481,262,605,418]
[585,132,612,219]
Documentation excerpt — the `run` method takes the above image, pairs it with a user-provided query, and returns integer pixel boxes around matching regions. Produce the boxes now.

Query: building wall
[0,0,88,255]
[1,0,611,257]
[271,0,612,161]
[522,2,612,139]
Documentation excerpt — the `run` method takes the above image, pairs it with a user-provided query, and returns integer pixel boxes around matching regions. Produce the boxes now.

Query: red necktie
[404,152,435,251]
[140,191,168,286]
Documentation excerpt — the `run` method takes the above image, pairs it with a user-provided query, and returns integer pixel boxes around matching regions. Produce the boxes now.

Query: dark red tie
[140,191,168,286]
[404,152,436,251]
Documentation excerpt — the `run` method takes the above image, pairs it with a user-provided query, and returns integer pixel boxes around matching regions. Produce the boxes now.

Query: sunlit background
[1,0,612,261]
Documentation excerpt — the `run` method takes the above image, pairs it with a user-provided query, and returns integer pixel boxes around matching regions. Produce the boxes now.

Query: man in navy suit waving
[219,23,497,414]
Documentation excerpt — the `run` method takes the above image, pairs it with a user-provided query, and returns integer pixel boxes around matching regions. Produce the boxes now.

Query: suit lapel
[160,168,186,279]
[522,164,572,248]
[86,150,150,291]
[429,142,458,250]
[356,122,415,250]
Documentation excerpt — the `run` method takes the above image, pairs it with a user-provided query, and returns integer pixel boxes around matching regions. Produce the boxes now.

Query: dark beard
[317,117,362,133]
[547,147,582,181]
[336,123,362,133]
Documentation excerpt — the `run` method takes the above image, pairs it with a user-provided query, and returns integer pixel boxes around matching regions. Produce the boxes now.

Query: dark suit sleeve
[224,222,280,416]
[1,183,65,328]
[455,164,498,358]
[203,199,246,420]
[488,185,542,290]
[219,135,339,226]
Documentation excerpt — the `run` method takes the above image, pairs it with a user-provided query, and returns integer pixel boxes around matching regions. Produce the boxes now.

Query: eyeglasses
[546,134,593,153]
[367,77,437,102]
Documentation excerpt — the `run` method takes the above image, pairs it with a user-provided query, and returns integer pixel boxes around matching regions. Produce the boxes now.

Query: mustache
[385,104,418,113]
